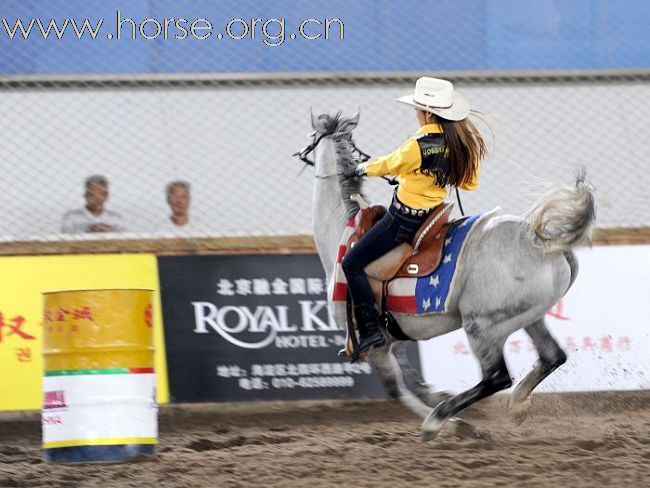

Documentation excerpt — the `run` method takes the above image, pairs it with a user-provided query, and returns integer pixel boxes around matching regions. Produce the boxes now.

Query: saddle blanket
[386,210,493,314]
[330,208,497,315]
[330,216,359,303]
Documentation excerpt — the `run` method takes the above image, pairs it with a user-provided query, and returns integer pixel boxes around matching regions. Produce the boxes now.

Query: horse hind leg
[509,318,567,425]
[421,321,513,441]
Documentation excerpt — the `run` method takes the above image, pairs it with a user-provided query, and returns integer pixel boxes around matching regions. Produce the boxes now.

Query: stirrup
[358,329,386,354]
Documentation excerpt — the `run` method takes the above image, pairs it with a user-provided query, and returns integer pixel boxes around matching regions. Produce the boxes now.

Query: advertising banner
[419,245,650,393]
[159,254,415,402]
[0,254,169,411]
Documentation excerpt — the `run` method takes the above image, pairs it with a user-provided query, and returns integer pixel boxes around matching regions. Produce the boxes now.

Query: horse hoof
[421,411,446,442]
[421,429,438,442]
[509,397,532,426]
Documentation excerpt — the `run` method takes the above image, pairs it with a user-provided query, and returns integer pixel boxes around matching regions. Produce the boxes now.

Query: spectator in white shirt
[159,180,204,233]
[162,181,189,227]
[61,175,125,234]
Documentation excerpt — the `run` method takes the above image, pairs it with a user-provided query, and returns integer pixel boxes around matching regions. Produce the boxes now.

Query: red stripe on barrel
[128,368,155,374]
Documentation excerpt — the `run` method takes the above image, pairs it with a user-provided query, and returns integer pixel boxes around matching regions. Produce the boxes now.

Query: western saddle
[341,195,455,360]
[346,195,455,308]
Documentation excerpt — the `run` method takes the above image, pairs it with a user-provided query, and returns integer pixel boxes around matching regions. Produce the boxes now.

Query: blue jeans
[342,201,428,307]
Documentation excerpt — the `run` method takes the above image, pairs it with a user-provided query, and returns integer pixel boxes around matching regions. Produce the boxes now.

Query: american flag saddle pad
[330,209,498,315]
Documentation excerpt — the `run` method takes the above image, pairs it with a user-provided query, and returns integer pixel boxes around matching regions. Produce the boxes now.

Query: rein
[455,187,465,216]
[292,131,327,167]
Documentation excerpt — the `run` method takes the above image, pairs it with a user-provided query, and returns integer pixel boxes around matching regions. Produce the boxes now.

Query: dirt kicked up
[1,392,649,487]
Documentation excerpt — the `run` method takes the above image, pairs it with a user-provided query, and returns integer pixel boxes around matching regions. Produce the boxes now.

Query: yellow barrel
[42,289,157,463]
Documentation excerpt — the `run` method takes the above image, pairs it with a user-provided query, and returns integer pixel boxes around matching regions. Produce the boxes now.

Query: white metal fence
[0,72,649,242]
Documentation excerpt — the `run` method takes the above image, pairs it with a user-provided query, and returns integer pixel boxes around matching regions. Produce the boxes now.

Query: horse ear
[310,106,318,129]
[347,109,361,130]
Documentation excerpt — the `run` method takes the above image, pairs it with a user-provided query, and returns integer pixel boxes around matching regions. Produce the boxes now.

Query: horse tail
[525,171,596,253]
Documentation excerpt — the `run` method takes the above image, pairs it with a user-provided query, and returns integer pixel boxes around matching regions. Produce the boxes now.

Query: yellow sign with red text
[0,254,168,411]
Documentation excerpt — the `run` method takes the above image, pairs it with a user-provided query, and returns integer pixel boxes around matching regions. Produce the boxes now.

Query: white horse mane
[312,111,366,218]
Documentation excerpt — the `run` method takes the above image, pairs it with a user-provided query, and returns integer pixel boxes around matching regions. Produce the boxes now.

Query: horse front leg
[509,318,567,425]
[370,341,484,440]
[390,341,452,408]
[421,321,512,441]
[367,342,432,418]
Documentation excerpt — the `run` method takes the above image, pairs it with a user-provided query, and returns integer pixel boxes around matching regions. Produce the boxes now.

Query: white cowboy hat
[396,77,470,121]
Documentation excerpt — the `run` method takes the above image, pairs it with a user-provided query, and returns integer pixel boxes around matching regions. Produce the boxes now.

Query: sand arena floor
[0,392,648,487]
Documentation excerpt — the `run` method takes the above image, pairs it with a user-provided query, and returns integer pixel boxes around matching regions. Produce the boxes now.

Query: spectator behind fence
[159,180,203,232]
[61,175,125,234]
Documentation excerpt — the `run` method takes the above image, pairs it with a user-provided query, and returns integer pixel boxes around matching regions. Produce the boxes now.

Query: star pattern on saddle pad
[411,214,483,314]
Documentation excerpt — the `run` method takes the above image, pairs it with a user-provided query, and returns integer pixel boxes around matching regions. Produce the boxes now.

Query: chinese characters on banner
[158,254,412,402]
[451,300,633,356]
[216,277,326,297]
[0,312,35,363]
[453,335,632,355]
[216,361,372,391]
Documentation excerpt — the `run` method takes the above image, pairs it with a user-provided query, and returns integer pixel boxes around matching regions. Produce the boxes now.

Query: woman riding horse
[341,77,488,354]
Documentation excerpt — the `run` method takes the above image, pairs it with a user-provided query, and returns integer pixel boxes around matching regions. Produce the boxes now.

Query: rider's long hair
[435,113,487,188]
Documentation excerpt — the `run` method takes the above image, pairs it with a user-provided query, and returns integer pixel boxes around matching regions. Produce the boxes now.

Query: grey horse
[296,111,595,440]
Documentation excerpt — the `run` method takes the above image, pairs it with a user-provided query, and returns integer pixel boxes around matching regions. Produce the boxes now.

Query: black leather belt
[392,196,434,217]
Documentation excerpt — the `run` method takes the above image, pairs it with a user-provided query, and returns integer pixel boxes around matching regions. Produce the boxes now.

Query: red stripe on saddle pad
[332,282,348,301]
[336,245,348,264]
[385,295,417,314]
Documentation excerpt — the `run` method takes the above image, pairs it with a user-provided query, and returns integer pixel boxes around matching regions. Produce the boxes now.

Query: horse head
[293,109,366,177]
[294,110,365,218]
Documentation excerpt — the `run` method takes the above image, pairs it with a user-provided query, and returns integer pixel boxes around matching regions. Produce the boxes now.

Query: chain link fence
[0,1,649,243]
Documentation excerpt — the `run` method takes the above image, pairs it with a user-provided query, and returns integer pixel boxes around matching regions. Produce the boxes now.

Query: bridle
[292,130,328,167]
[293,130,398,184]
[292,129,465,215]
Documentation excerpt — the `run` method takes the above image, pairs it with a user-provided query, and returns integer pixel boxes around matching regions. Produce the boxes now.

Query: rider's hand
[341,163,367,178]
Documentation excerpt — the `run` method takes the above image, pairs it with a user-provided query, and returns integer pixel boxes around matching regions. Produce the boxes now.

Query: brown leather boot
[354,304,386,353]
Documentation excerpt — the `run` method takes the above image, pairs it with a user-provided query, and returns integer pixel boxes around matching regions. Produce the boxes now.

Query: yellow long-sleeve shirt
[363,123,480,209]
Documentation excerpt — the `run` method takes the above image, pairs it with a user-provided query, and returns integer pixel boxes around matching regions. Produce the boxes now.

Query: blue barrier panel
[0,0,649,75]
